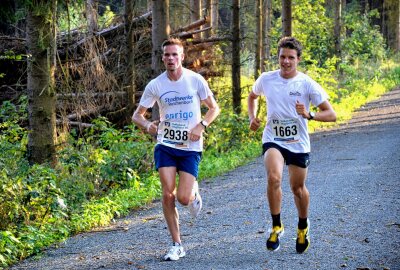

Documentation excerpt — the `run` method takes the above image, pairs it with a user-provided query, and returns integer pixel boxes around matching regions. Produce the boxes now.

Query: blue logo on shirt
[165,110,194,120]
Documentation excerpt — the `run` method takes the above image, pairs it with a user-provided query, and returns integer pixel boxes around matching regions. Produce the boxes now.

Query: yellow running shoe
[266,223,284,251]
[296,219,310,253]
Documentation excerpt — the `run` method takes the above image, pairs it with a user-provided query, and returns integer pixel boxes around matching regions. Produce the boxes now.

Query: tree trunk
[369,0,384,32]
[190,0,202,39]
[342,0,350,38]
[211,0,218,35]
[232,0,241,115]
[124,0,136,117]
[281,0,292,37]
[254,0,262,80]
[203,0,211,38]
[152,0,169,75]
[383,0,400,52]
[86,0,98,34]
[151,0,170,121]
[334,0,342,69]
[26,1,57,166]
[262,0,272,72]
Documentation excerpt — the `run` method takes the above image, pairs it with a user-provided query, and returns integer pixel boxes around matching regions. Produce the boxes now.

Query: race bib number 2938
[158,121,190,149]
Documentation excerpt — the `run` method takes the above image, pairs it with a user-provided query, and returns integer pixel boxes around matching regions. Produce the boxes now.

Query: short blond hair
[161,38,184,51]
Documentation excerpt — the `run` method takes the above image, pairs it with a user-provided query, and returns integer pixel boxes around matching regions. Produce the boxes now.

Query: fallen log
[171,16,209,34]
[185,36,231,46]
[57,91,126,100]
[0,35,26,42]
[56,120,93,128]
[174,26,212,39]
[198,70,224,78]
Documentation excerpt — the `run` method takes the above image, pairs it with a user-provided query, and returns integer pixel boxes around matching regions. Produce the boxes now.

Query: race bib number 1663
[271,118,300,143]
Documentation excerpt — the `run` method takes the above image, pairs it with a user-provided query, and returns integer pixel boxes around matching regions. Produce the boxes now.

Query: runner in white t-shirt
[132,38,220,261]
[140,67,212,152]
[248,37,336,253]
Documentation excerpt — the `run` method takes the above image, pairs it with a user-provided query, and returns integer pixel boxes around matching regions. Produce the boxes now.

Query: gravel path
[10,88,400,270]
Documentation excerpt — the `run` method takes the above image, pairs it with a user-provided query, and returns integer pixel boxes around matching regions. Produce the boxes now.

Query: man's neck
[167,68,183,81]
[279,70,298,79]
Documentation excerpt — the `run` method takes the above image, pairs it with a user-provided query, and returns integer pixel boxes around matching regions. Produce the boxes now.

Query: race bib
[158,121,190,149]
[271,118,300,143]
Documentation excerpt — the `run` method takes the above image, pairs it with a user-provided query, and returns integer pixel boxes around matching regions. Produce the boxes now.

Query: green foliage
[200,141,261,180]
[57,118,154,210]
[69,175,160,233]
[292,0,333,66]
[0,165,66,230]
[98,6,116,29]
[58,3,117,32]
[57,1,86,31]
[0,230,23,267]
[0,50,25,61]
[342,6,386,62]
[0,109,158,267]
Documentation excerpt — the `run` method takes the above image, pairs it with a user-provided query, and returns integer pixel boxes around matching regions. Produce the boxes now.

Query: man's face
[278,47,300,79]
[162,44,184,71]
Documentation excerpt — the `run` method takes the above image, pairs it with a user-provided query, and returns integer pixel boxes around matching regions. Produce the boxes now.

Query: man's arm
[296,100,337,122]
[201,95,220,125]
[248,91,262,131]
[132,105,159,135]
[189,95,220,141]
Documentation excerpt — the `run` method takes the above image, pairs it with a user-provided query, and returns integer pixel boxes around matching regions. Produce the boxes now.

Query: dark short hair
[277,37,302,57]
[161,38,184,51]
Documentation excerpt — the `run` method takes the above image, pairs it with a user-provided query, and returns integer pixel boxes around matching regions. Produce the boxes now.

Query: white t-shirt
[139,68,213,152]
[252,70,328,153]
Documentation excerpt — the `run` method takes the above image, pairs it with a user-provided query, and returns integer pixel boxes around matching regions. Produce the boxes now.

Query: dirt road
[10,88,400,270]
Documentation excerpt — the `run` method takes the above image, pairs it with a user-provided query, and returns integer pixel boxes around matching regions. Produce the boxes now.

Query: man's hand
[189,124,204,141]
[146,120,160,135]
[249,117,261,131]
[295,100,309,119]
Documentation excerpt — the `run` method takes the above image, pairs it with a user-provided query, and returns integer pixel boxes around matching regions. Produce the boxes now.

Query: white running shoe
[163,243,186,261]
[188,181,202,218]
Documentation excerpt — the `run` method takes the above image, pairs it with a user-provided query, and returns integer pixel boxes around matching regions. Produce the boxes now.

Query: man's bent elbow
[329,111,337,122]
[131,113,138,125]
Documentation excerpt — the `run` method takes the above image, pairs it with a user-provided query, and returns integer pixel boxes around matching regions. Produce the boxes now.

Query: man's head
[161,38,185,72]
[277,37,302,79]
[277,36,302,57]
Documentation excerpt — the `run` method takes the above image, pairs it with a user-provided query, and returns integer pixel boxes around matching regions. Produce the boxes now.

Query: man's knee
[291,184,308,198]
[267,172,282,189]
[176,193,191,206]
[162,192,176,205]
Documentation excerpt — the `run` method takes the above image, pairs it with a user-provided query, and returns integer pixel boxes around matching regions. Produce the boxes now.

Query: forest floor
[9,87,400,270]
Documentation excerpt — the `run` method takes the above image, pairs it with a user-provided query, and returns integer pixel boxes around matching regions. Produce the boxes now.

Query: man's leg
[288,165,309,219]
[288,165,310,253]
[176,171,196,206]
[264,148,285,251]
[159,166,181,243]
[264,148,285,216]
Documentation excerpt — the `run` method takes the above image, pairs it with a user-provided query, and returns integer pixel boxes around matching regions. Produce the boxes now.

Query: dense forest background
[0,0,399,268]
